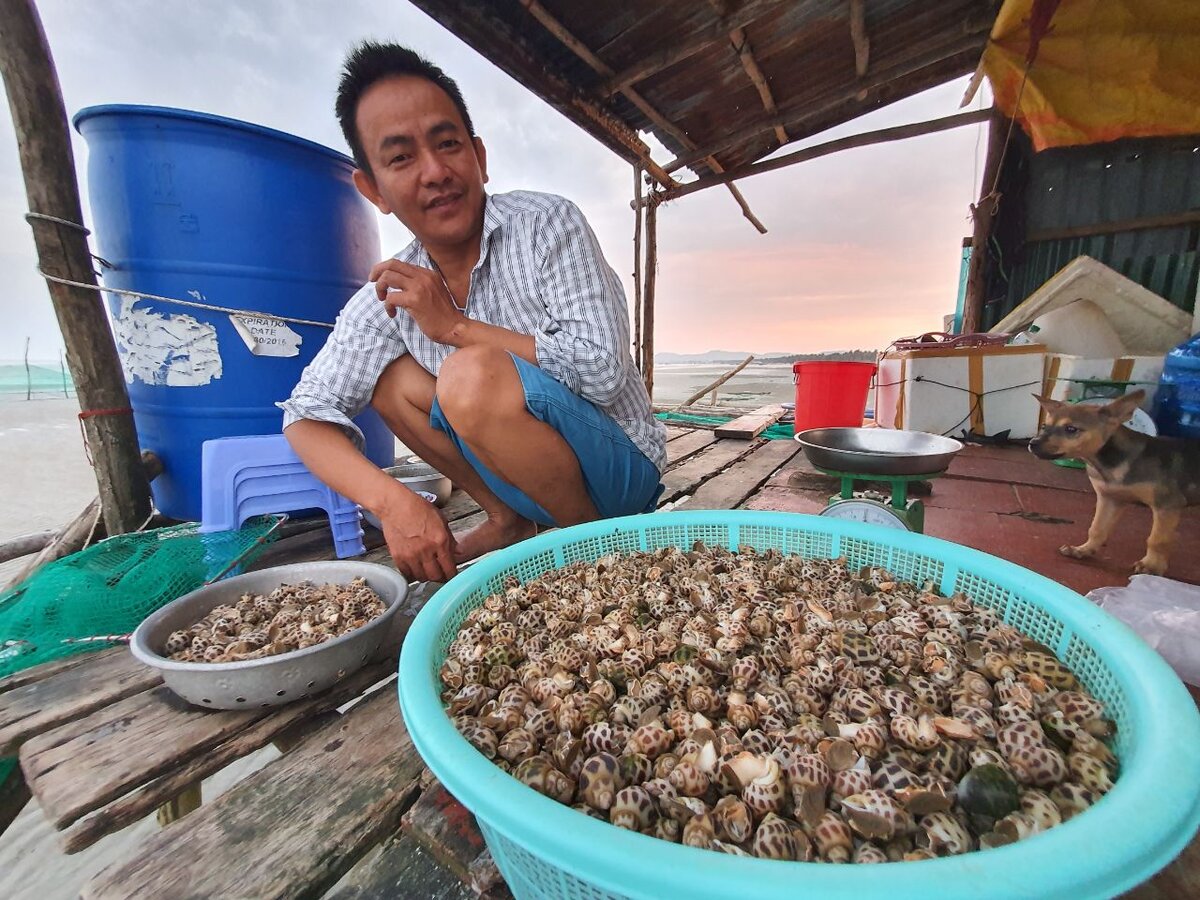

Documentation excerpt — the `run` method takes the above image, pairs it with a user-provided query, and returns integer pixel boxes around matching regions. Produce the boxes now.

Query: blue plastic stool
[200,434,365,558]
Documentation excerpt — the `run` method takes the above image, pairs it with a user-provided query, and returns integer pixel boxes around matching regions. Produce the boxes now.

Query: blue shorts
[429,353,663,527]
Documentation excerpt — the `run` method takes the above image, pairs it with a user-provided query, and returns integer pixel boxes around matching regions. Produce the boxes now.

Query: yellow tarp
[981,0,1200,151]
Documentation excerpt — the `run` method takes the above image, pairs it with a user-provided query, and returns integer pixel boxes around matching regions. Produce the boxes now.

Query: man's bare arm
[283,419,457,582]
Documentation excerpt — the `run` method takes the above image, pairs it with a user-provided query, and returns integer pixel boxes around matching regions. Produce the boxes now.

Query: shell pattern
[166,577,386,663]
[442,545,1117,862]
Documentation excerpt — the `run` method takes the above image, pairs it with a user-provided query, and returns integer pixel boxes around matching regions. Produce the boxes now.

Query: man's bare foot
[453,513,537,564]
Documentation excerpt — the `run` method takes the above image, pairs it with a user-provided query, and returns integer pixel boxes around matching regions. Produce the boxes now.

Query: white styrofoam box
[1041,354,1164,412]
[875,344,1046,439]
[989,255,1192,354]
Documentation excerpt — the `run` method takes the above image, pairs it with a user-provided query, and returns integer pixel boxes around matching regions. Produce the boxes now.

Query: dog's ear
[1032,394,1067,416]
[1101,390,1145,423]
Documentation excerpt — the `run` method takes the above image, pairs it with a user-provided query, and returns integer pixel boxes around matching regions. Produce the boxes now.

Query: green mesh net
[655,411,795,441]
[0,516,281,680]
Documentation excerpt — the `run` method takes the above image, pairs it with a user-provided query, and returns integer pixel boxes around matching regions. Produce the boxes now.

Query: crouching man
[280,42,665,583]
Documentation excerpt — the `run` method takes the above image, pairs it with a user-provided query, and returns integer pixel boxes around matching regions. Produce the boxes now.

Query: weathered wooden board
[21,684,270,828]
[665,429,717,466]
[439,489,482,524]
[401,783,488,882]
[689,438,803,510]
[84,687,426,900]
[0,649,161,755]
[0,756,30,838]
[663,425,693,442]
[60,664,396,853]
[0,646,118,695]
[1126,835,1200,899]
[714,404,785,440]
[660,439,760,504]
[326,832,489,900]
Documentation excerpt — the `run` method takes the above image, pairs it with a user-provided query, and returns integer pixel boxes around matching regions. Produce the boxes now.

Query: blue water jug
[75,105,395,521]
[1152,332,1200,439]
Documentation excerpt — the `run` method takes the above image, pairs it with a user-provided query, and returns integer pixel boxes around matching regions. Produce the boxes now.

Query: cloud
[0,0,989,363]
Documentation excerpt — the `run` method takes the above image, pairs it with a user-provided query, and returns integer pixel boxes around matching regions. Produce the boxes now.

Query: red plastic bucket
[792,361,876,430]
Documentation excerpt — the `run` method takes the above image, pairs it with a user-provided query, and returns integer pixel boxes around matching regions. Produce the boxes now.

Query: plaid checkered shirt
[280,190,666,472]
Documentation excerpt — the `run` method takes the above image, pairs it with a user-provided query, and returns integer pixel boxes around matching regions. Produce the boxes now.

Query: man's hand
[373,484,459,583]
[370,259,465,344]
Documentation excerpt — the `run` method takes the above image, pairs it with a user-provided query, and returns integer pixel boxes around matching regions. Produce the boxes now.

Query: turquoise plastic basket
[397,511,1200,899]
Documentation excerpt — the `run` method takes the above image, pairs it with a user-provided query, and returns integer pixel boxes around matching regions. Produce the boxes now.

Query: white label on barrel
[112,298,223,386]
[229,314,301,358]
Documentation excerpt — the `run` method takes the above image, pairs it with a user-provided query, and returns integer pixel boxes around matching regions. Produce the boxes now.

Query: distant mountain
[655,350,877,365]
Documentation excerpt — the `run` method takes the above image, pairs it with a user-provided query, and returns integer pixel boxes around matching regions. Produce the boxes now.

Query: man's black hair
[335,41,476,174]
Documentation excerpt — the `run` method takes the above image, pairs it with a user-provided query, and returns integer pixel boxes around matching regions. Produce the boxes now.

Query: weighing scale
[794,428,964,533]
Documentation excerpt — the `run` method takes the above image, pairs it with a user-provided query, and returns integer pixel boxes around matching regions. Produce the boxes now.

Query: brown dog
[1029,390,1200,575]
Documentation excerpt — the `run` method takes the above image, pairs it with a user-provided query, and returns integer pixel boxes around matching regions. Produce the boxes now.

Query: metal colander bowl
[130,561,408,709]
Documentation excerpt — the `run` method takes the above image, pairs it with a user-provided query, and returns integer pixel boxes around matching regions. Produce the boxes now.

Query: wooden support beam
[665,29,988,174]
[632,165,643,371]
[0,530,55,565]
[730,27,788,145]
[642,202,658,400]
[598,0,784,97]
[520,0,764,233]
[0,0,153,536]
[642,108,995,206]
[962,112,1007,335]
[408,0,676,189]
[849,0,870,78]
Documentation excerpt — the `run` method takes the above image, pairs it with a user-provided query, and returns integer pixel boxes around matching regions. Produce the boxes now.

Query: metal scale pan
[794,428,963,477]
[793,428,964,531]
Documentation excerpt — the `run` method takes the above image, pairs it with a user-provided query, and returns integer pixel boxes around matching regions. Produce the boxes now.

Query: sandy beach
[0,397,97,584]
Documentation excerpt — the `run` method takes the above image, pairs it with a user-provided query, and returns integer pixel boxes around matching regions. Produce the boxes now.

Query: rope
[37,270,335,329]
[76,407,133,466]
[25,212,335,327]
[25,212,91,235]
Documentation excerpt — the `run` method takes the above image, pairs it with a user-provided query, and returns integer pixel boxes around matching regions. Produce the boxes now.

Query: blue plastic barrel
[1152,332,1200,439]
[74,105,394,521]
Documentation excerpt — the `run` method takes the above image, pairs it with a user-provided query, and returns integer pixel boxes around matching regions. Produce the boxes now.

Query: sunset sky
[0,0,991,361]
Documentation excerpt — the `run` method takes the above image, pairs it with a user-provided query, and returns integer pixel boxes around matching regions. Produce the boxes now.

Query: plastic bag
[1087,575,1200,686]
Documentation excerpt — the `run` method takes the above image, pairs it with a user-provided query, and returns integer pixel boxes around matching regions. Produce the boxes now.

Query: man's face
[352,75,488,251]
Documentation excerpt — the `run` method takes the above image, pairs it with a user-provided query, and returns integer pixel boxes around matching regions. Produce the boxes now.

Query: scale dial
[820,498,912,530]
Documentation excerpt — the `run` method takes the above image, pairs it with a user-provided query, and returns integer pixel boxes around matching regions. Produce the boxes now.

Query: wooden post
[642,200,658,399]
[633,164,643,372]
[962,111,1005,335]
[0,0,152,535]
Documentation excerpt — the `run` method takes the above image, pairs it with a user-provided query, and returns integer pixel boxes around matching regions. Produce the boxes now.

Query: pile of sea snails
[442,544,1117,863]
[165,577,387,663]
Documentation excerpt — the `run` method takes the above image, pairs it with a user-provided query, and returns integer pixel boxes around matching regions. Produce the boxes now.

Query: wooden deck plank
[326,832,489,900]
[401,783,490,883]
[663,425,693,442]
[0,758,30,839]
[84,687,425,900]
[0,647,119,695]
[665,429,718,466]
[689,438,804,510]
[21,683,272,829]
[0,648,161,755]
[714,404,785,440]
[59,663,396,853]
[660,439,761,504]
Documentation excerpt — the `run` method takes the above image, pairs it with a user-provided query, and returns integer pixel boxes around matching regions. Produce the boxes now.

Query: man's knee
[435,346,522,430]
[371,353,434,419]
